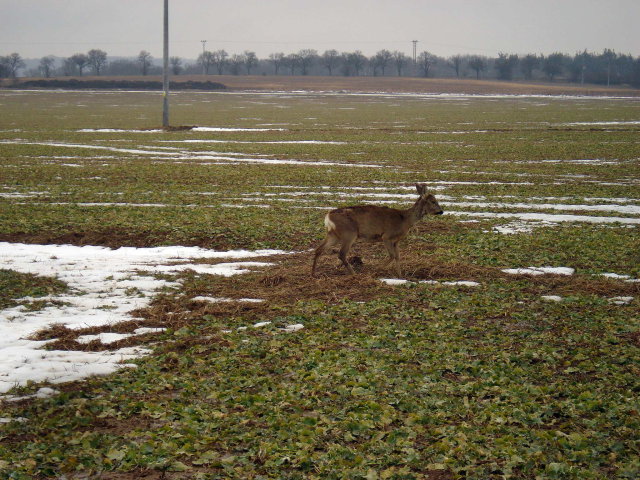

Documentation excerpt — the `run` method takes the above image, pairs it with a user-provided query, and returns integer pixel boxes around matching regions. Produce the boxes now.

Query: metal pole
[162,0,169,128]
[201,40,207,75]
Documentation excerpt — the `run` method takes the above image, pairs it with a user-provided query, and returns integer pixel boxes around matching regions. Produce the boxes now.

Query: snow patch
[541,295,563,302]
[381,279,480,287]
[77,129,163,133]
[449,211,640,226]
[192,296,264,303]
[609,296,634,305]
[0,417,27,423]
[3,387,60,403]
[380,278,411,286]
[502,266,575,276]
[191,127,287,132]
[76,332,134,344]
[599,273,631,280]
[282,324,304,333]
[0,242,285,393]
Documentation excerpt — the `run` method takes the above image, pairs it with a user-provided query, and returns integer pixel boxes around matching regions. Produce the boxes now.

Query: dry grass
[28,245,638,355]
[7,74,639,96]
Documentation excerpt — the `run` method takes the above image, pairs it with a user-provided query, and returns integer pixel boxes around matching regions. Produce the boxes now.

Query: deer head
[414,183,444,220]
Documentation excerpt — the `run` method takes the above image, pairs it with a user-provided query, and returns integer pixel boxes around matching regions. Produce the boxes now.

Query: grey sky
[1,0,638,60]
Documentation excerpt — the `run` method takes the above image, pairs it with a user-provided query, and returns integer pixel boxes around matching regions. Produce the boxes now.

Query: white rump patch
[324,214,337,232]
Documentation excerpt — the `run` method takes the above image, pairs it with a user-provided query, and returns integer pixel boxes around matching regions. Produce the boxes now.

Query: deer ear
[415,184,426,195]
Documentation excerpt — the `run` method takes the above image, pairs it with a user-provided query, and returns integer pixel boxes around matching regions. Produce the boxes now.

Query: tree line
[2,48,639,87]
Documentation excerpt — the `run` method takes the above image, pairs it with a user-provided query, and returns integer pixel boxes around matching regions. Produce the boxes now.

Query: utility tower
[201,40,207,75]
[412,40,418,64]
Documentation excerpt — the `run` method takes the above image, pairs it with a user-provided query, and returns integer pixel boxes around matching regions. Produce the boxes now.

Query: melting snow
[7,387,59,401]
[380,278,411,286]
[76,332,135,344]
[381,279,480,287]
[0,243,285,394]
[502,266,575,276]
[609,296,634,305]
[449,211,640,226]
[191,127,287,132]
[599,273,631,280]
[78,128,163,133]
[282,324,304,333]
[541,295,563,302]
[75,328,166,345]
[559,121,640,126]
[191,296,264,303]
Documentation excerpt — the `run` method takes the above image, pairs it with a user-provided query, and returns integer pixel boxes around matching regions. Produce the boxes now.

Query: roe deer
[311,184,443,277]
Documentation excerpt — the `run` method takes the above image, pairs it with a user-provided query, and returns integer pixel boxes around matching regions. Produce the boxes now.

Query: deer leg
[392,241,402,277]
[338,232,357,274]
[312,233,338,276]
[383,238,402,277]
[382,238,396,267]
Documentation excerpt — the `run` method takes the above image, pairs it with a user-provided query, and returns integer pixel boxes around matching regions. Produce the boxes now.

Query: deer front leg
[383,238,401,276]
[382,239,395,266]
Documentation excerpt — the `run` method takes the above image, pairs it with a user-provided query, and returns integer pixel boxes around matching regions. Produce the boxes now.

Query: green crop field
[0,88,639,479]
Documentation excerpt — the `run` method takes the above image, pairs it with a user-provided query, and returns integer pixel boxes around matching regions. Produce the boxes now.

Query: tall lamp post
[201,40,207,75]
[162,0,169,128]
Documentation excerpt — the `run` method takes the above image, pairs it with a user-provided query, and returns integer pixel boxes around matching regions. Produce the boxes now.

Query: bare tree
[269,53,285,74]
[170,56,183,75]
[520,54,539,80]
[373,49,392,76]
[39,56,56,78]
[212,50,228,74]
[468,56,487,79]
[417,51,436,77]
[198,51,214,74]
[542,53,565,81]
[284,53,300,75]
[568,50,589,84]
[70,53,89,76]
[137,50,153,76]
[322,50,340,76]
[297,49,317,75]
[448,55,463,78]
[87,49,108,75]
[243,51,258,75]
[495,52,519,80]
[343,51,366,76]
[104,59,138,75]
[392,51,408,76]
[8,53,25,78]
[0,57,8,78]
[62,58,76,76]
[229,54,245,75]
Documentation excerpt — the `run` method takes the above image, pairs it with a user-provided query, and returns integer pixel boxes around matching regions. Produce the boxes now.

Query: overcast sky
[1,0,638,60]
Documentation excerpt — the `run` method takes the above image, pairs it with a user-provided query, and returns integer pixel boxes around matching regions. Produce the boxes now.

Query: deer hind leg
[312,233,338,276]
[338,231,357,274]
